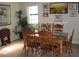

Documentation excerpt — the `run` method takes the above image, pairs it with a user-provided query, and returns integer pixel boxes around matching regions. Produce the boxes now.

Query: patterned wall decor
[43,11,49,17]
[69,2,77,10]
[0,4,11,26]
[42,3,49,17]
[49,3,68,14]
[69,2,77,17]
[54,15,63,22]
[69,10,77,17]
[43,3,49,11]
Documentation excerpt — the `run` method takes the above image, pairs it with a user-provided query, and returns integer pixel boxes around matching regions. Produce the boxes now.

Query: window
[27,6,38,24]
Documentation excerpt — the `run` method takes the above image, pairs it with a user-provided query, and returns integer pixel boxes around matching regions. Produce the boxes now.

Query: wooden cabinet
[0,28,11,45]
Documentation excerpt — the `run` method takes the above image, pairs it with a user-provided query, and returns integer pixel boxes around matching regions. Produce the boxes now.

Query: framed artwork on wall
[49,3,68,14]
[69,2,77,10]
[42,3,49,17]
[43,3,49,11]
[54,15,63,22]
[0,4,11,26]
[69,10,77,17]
[43,11,49,17]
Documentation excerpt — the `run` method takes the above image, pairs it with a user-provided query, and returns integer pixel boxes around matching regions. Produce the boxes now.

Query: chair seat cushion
[53,32,68,39]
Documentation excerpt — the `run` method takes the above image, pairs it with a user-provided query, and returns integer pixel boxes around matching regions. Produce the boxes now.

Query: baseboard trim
[72,41,79,44]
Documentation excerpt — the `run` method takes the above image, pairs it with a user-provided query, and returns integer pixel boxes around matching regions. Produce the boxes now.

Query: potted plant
[15,10,30,39]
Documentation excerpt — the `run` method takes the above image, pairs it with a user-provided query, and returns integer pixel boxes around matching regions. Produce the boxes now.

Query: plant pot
[18,32,23,39]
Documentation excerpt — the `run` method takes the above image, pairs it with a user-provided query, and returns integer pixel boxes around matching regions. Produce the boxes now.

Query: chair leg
[7,36,11,43]
[70,46,73,53]
[41,50,45,56]
[68,50,71,56]
[27,47,30,56]
[53,48,60,56]
[1,38,6,45]
[37,49,42,56]
[43,51,47,56]
[68,46,73,56]
[30,48,34,56]
[68,47,71,56]
[23,44,26,50]
[35,48,38,56]
[46,51,48,56]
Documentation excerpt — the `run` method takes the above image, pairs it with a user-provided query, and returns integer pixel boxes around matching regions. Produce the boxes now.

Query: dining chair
[38,30,53,56]
[53,29,74,56]
[22,28,33,51]
[64,29,74,56]
[22,28,40,56]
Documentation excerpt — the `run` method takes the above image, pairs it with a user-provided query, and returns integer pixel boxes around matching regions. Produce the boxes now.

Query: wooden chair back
[22,28,34,45]
[38,30,52,44]
[53,24,63,32]
[22,28,33,35]
[69,29,74,45]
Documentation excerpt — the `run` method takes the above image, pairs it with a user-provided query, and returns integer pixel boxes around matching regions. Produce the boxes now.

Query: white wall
[20,2,79,44]
[0,2,20,44]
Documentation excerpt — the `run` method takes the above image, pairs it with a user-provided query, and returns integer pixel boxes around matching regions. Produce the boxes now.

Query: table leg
[60,41,63,56]
[1,38,6,45]
[7,36,11,43]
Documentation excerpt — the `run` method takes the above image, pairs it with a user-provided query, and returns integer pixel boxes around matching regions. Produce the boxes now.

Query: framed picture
[49,3,68,14]
[43,3,49,11]
[69,10,77,17]
[54,15,63,22]
[69,2,77,10]
[0,4,11,26]
[0,8,3,15]
[43,11,49,17]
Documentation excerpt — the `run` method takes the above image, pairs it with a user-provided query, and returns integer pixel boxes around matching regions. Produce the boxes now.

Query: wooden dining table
[27,33,64,56]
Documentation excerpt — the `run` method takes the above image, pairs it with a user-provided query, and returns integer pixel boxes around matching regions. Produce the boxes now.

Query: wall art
[69,10,77,17]
[43,11,49,17]
[0,4,11,26]
[69,2,77,10]
[54,15,63,22]
[49,3,68,14]
[43,3,49,11]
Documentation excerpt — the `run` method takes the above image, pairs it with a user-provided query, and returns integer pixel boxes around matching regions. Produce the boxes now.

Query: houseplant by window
[15,10,30,39]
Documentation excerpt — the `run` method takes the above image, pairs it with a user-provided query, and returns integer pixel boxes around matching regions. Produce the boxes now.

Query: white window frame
[27,5,38,24]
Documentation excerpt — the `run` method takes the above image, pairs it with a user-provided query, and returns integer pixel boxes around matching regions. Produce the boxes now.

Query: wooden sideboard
[0,28,11,45]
